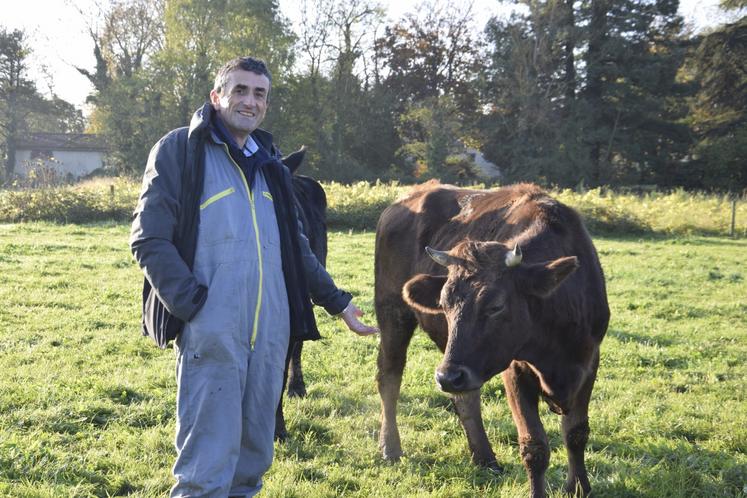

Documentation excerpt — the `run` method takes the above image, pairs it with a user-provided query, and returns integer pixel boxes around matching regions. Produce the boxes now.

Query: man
[130,56,378,498]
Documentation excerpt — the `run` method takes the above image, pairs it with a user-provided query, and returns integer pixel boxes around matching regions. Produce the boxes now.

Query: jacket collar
[189,102,275,153]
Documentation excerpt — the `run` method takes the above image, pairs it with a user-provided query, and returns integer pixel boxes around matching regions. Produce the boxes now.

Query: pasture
[0,222,745,497]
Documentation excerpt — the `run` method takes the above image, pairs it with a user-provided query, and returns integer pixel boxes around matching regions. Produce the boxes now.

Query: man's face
[210,69,270,146]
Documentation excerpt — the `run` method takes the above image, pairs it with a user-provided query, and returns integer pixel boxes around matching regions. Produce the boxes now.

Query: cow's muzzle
[435,364,482,393]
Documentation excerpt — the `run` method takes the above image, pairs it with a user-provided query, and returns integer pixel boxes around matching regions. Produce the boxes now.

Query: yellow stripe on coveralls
[262,191,273,201]
[199,187,236,210]
[220,144,264,349]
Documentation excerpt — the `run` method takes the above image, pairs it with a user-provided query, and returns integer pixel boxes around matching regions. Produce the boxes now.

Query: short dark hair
[213,56,272,94]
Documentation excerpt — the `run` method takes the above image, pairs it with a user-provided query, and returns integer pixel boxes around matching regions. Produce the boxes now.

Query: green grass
[0,223,745,497]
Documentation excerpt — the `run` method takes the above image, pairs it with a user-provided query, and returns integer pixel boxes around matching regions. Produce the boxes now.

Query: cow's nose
[435,365,476,393]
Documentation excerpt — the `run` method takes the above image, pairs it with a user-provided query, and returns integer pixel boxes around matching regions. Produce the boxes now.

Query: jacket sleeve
[130,129,208,321]
[296,214,352,316]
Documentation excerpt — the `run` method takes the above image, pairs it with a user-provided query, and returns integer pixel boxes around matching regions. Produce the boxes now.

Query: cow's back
[375,181,608,343]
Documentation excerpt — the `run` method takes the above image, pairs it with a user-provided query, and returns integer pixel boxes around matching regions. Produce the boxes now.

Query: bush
[1,178,745,237]
[0,178,139,223]
[324,180,409,230]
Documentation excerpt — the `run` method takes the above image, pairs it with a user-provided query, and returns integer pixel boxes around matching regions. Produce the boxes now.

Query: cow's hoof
[481,460,503,473]
[287,382,307,398]
[563,480,591,497]
[381,448,403,462]
[274,422,288,442]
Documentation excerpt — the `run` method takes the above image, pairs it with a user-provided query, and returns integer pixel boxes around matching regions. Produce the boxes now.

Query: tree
[0,29,81,181]
[0,29,36,180]
[76,0,164,100]
[78,0,167,174]
[479,0,690,188]
[374,0,481,179]
[687,16,747,189]
[396,95,477,181]
[272,0,388,181]
[480,4,581,185]
[580,0,690,186]
[375,0,480,105]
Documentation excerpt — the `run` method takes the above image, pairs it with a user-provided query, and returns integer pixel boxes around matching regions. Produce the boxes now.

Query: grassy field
[0,223,745,497]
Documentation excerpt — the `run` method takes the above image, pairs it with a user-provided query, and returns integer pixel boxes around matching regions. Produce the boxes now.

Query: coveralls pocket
[198,184,243,248]
[257,190,283,269]
[184,263,240,365]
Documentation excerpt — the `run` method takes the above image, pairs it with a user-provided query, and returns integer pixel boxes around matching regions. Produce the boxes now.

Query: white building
[15,133,108,180]
[463,147,502,180]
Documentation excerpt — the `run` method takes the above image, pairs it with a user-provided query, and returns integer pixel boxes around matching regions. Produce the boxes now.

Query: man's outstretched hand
[339,302,379,336]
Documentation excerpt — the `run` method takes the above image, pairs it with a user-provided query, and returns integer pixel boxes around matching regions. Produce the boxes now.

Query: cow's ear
[281,146,306,175]
[521,256,579,298]
[402,274,446,314]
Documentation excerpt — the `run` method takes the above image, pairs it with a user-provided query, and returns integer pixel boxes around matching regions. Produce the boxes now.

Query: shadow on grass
[589,437,745,497]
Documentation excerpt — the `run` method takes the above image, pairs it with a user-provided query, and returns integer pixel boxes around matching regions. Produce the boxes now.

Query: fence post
[730,197,737,237]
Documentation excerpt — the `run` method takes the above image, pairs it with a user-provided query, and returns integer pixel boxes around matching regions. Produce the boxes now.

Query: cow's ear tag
[402,274,446,314]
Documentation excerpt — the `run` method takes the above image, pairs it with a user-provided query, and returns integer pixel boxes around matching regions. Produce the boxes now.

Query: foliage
[79,0,296,175]
[394,96,479,182]
[686,16,747,191]
[0,224,745,496]
[3,180,746,238]
[60,0,747,190]
[0,178,139,223]
[323,180,407,230]
[479,0,692,188]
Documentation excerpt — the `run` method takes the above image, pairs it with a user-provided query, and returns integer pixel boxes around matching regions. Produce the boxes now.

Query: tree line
[1,0,745,191]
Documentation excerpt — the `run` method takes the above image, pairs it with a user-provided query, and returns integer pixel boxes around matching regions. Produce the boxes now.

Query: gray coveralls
[171,136,289,497]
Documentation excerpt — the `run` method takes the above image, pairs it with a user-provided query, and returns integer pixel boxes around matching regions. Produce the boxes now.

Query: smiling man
[130,56,378,498]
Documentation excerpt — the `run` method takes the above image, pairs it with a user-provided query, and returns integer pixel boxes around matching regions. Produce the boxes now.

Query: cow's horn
[425,246,451,267]
[505,243,522,267]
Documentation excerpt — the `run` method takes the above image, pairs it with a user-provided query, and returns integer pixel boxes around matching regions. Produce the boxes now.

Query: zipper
[220,144,263,349]
[200,186,235,210]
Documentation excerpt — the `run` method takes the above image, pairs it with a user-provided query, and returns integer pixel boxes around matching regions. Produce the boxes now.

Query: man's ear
[402,274,447,314]
[281,146,306,175]
[521,256,579,298]
[209,88,221,109]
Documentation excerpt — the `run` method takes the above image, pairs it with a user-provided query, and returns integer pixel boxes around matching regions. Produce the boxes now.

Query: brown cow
[374,181,609,497]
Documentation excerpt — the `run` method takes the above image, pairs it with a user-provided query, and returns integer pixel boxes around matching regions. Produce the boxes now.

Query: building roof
[15,133,108,153]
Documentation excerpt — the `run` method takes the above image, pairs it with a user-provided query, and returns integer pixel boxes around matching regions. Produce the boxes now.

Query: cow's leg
[376,302,417,461]
[561,353,599,497]
[286,340,306,397]
[503,363,549,498]
[452,390,501,471]
[274,339,296,442]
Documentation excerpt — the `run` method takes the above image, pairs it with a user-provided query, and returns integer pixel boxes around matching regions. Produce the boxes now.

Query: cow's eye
[486,304,505,317]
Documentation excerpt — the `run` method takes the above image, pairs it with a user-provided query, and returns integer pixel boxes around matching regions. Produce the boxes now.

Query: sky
[1,0,740,114]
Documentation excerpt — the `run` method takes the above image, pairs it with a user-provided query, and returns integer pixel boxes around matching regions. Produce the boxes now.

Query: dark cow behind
[375,181,609,497]
[275,147,328,441]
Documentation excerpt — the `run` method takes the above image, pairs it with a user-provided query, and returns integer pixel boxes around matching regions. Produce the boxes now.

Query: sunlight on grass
[0,223,745,496]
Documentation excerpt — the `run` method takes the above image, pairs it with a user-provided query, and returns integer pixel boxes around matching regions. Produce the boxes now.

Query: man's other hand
[339,302,379,336]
